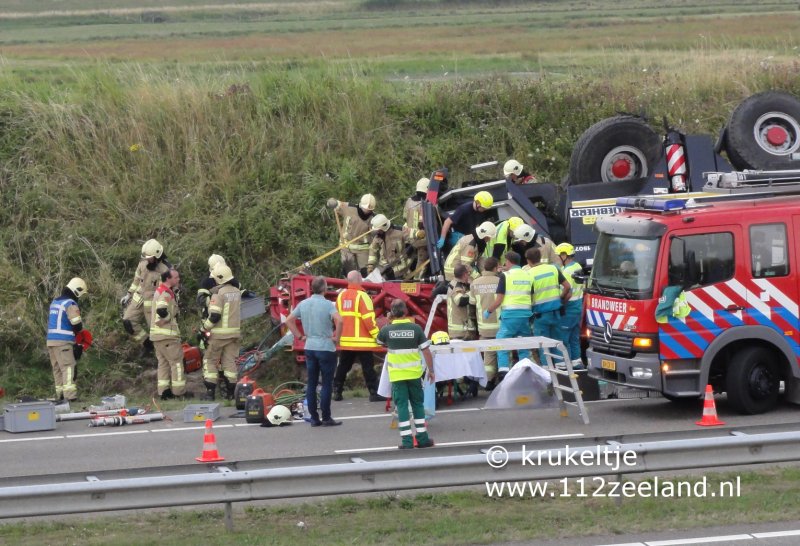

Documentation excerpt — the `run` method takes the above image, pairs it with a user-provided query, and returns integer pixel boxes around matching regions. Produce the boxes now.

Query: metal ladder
[538,338,590,425]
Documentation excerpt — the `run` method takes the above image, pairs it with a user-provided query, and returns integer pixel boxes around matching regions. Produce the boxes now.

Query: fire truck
[585,170,800,414]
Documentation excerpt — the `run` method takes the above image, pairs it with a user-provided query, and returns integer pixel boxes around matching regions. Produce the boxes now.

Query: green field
[0,0,799,399]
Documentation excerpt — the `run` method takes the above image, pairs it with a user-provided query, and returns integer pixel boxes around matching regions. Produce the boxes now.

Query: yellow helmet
[141,239,163,260]
[513,225,535,243]
[503,159,523,177]
[66,277,88,299]
[476,221,497,240]
[555,242,575,256]
[207,254,226,272]
[431,331,450,345]
[370,214,391,232]
[359,193,376,212]
[474,191,494,209]
[507,217,524,232]
[416,177,430,193]
[212,264,234,284]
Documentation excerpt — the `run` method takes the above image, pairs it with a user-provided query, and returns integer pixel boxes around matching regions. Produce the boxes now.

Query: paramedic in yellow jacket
[122,239,170,354]
[327,194,377,276]
[367,214,411,280]
[443,221,497,281]
[201,263,242,401]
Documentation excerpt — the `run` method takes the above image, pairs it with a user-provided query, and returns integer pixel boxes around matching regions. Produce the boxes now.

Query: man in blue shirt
[286,276,344,427]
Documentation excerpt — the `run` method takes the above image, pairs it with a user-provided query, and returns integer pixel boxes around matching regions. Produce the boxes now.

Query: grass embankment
[0,14,799,399]
[3,467,800,544]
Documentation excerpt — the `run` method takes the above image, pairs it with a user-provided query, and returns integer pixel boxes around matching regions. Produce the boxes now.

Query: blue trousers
[496,315,532,371]
[533,309,562,364]
[559,300,582,363]
[305,349,337,422]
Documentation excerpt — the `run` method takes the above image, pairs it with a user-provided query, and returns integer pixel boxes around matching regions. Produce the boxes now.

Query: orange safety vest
[336,285,379,350]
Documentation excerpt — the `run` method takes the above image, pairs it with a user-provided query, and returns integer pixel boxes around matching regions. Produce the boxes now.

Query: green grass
[2,467,800,544]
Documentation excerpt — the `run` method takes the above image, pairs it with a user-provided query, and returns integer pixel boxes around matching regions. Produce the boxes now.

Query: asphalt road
[2,391,799,480]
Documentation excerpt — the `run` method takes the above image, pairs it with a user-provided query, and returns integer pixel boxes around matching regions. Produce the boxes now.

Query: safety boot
[368,387,387,402]
[160,388,175,400]
[333,383,344,401]
[221,378,235,400]
[200,381,216,401]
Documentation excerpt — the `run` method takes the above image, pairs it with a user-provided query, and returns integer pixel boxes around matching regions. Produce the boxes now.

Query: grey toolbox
[4,401,57,433]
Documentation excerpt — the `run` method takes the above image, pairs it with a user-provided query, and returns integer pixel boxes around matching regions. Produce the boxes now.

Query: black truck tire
[567,116,661,186]
[725,346,781,415]
[723,91,800,170]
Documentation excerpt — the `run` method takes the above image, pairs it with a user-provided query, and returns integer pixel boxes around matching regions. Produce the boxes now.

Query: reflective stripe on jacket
[501,267,534,311]
[150,284,180,340]
[531,263,561,311]
[336,286,379,350]
[562,262,584,302]
[47,297,78,343]
[204,283,241,338]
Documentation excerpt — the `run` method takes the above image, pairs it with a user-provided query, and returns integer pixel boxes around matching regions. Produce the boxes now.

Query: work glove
[120,293,131,306]
[436,237,445,249]
[326,197,338,209]
[72,344,83,361]
[482,310,491,320]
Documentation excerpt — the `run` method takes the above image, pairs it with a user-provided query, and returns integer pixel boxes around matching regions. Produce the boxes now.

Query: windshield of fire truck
[588,233,660,299]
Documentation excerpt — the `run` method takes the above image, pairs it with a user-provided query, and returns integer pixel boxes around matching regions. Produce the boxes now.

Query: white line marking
[0,435,64,443]
[594,542,644,546]
[646,534,752,545]
[334,433,585,454]
[752,530,800,539]
[234,423,261,427]
[336,407,481,421]
[67,430,149,438]
[151,426,205,433]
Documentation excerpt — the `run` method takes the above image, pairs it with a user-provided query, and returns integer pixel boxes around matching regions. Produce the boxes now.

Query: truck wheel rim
[600,146,648,182]
[753,112,800,155]
[748,364,776,400]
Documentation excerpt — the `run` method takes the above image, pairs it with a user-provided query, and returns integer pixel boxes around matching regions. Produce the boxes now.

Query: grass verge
[2,467,800,544]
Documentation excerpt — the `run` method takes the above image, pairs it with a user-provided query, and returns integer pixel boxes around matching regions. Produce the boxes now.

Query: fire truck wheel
[566,115,661,186]
[724,91,800,170]
[725,346,781,415]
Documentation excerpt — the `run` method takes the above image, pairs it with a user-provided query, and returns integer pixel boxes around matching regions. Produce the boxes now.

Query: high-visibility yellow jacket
[336,284,379,350]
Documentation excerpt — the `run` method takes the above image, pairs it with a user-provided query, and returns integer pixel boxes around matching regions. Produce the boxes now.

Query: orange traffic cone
[195,419,225,462]
[695,384,725,427]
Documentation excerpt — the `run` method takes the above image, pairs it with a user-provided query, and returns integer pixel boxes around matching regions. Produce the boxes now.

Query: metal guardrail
[1,430,800,524]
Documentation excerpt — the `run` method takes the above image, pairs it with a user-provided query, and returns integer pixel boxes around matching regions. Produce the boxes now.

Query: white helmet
[212,264,234,285]
[504,159,524,177]
[208,254,226,272]
[416,177,430,193]
[267,405,292,426]
[476,221,497,240]
[141,239,163,260]
[370,214,391,232]
[66,277,88,299]
[512,225,535,243]
[359,193,376,212]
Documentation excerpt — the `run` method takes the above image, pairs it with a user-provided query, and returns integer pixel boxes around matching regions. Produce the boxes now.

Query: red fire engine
[586,170,800,414]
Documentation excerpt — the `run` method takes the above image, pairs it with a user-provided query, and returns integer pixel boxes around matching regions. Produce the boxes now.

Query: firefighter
[469,257,500,387]
[367,214,411,280]
[121,239,171,355]
[196,254,226,320]
[404,177,430,277]
[483,251,533,379]
[326,194,377,276]
[556,243,584,369]
[484,216,524,264]
[510,224,536,258]
[200,264,242,400]
[447,264,476,341]
[504,159,537,184]
[150,268,191,400]
[46,277,88,401]
[525,247,572,362]
[333,270,384,402]
[437,191,494,249]
[443,221,497,281]
[376,299,435,449]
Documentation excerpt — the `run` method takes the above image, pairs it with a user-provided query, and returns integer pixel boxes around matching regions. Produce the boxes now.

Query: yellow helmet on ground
[555,242,575,256]
[66,277,88,299]
[370,214,391,232]
[431,331,450,345]
[359,193,376,212]
[141,239,163,260]
[474,191,494,209]
[416,177,430,193]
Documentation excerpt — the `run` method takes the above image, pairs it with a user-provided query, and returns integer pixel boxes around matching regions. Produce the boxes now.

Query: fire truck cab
[586,170,800,414]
